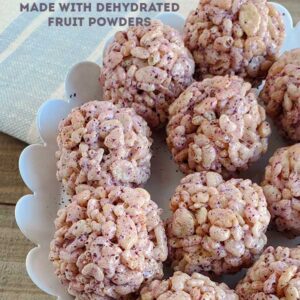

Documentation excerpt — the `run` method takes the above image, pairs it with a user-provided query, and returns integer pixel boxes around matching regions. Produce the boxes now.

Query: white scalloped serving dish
[16,6,300,300]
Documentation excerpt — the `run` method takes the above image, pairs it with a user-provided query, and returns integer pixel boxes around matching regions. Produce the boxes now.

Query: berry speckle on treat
[166,172,270,275]
[100,20,195,128]
[184,0,285,81]
[56,100,152,195]
[167,75,270,178]
[50,186,167,299]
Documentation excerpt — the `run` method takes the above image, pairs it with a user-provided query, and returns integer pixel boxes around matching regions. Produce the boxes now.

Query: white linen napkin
[0,0,197,144]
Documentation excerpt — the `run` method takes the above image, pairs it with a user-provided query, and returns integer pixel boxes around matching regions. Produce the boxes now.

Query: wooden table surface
[0,1,299,299]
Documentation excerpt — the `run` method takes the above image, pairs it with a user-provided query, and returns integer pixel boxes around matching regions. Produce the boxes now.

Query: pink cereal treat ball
[139,271,238,300]
[49,186,168,299]
[184,0,285,80]
[56,100,152,195]
[166,75,270,178]
[262,144,300,235]
[100,20,195,128]
[166,172,270,276]
[236,246,300,300]
[261,49,300,141]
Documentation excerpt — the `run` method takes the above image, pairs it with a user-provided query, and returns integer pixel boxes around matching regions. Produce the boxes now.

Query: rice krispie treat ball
[184,0,285,80]
[139,271,238,300]
[167,75,270,177]
[167,172,270,275]
[56,100,152,195]
[236,246,300,300]
[262,144,300,235]
[49,186,168,299]
[261,49,300,141]
[100,20,195,128]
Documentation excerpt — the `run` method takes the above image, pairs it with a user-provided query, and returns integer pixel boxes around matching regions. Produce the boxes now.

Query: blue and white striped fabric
[0,0,195,144]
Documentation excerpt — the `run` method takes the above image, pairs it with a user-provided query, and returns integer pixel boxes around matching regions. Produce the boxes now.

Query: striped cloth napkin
[0,0,197,144]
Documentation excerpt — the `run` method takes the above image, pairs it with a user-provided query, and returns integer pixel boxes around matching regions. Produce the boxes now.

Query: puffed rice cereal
[139,271,238,300]
[167,75,270,177]
[167,172,270,275]
[236,246,300,300]
[56,100,152,194]
[184,0,285,80]
[262,144,300,235]
[100,20,195,128]
[49,185,168,299]
[261,49,300,141]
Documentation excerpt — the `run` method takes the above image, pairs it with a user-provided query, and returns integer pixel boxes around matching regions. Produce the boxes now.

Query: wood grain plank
[0,133,30,205]
[0,205,53,299]
[281,0,300,23]
[0,292,53,300]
